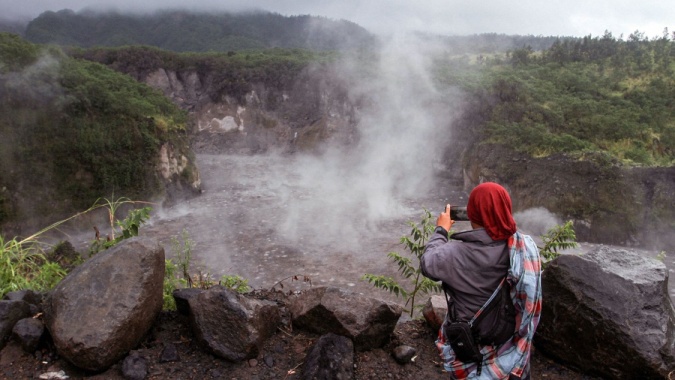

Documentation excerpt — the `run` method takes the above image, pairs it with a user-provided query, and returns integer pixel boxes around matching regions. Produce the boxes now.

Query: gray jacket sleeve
[421,226,451,282]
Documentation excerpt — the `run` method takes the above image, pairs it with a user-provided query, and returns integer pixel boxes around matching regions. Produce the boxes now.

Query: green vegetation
[0,200,108,298]
[538,221,578,267]
[435,30,674,167]
[0,33,196,226]
[163,229,250,310]
[69,44,337,103]
[363,209,442,318]
[0,235,67,298]
[25,10,373,52]
[89,196,152,255]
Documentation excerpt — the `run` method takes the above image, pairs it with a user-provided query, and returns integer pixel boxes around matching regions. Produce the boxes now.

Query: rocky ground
[0,308,600,380]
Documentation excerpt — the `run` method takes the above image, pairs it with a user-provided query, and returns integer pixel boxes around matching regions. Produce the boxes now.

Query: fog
[2,0,673,38]
[275,34,456,248]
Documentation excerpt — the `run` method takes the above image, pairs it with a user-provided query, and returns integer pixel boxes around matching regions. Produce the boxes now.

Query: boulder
[534,247,675,379]
[43,237,165,371]
[0,300,31,349]
[188,286,281,362]
[289,287,403,351]
[302,333,354,380]
[422,295,447,332]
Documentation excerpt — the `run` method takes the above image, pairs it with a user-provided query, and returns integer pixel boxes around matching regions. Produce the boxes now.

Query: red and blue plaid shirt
[436,231,543,379]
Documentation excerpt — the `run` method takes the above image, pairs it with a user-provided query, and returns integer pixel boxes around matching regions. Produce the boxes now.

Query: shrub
[363,209,442,318]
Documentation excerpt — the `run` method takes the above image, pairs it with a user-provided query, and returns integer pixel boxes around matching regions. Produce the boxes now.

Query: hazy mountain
[24,9,376,52]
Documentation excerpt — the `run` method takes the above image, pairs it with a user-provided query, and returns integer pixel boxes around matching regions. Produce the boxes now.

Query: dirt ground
[0,308,600,380]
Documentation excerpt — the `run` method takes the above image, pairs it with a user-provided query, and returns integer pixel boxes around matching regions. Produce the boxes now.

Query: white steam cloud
[513,207,562,237]
[277,34,457,249]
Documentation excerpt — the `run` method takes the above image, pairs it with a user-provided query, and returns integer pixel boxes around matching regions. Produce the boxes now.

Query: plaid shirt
[435,231,543,379]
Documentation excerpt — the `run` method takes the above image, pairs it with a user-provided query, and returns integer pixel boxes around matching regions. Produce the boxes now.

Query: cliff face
[462,143,675,251]
[140,64,360,155]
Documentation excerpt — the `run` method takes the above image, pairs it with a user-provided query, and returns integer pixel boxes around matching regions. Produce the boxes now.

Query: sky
[1,0,673,38]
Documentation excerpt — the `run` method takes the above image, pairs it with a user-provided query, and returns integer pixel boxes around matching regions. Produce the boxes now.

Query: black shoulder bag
[442,277,516,375]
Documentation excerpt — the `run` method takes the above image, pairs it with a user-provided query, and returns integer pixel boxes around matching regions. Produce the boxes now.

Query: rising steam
[276,34,458,248]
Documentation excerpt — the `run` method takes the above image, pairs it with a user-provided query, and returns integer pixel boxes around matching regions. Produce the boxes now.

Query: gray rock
[4,290,43,316]
[12,318,44,353]
[43,237,165,372]
[534,247,675,379]
[0,300,31,349]
[159,343,180,363]
[189,286,281,362]
[422,295,447,332]
[392,345,416,364]
[302,333,354,380]
[289,287,402,351]
[3,290,42,305]
[121,351,148,380]
[172,288,203,316]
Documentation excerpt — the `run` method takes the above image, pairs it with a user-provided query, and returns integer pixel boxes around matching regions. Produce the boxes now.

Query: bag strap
[468,277,506,327]
[443,276,507,328]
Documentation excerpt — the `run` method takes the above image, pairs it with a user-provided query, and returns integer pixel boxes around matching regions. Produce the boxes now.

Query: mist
[3,0,673,38]
[273,34,457,249]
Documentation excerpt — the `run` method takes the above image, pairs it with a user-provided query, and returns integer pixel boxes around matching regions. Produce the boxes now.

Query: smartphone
[447,206,469,221]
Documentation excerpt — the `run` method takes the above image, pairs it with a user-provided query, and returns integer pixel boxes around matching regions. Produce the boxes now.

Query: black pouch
[443,320,483,363]
[475,281,517,346]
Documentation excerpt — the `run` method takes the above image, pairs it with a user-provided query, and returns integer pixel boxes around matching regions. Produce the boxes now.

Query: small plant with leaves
[162,229,251,309]
[89,196,152,254]
[539,220,578,267]
[0,202,104,298]
[363,209,442,318]
[163,258,179,310]
[170,228,194,288]
[656,251,667,262]
[220,274,251,293]
[269,275,313,294]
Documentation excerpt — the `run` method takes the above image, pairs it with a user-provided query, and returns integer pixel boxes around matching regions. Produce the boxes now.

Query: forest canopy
[436,30,674,166]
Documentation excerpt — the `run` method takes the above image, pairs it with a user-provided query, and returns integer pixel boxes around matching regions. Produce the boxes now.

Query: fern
[539,220,578,266]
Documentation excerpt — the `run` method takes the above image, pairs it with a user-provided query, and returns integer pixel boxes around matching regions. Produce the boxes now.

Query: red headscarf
[467,182,517,241]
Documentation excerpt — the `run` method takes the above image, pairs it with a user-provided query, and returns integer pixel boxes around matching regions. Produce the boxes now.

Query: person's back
[421,182,542,380]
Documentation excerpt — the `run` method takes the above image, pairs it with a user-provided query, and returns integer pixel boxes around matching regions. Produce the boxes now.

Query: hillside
[0,33,200,236]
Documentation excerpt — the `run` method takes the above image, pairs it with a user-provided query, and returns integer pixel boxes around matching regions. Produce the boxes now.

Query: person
[421,182,542,379]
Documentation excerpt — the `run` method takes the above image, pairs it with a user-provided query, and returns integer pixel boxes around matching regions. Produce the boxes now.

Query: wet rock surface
[289,287,402,351]
[11,318,44,353]
[535,246,675,379]
[188,286,281,362]
[302,333,354,380]
[42,237,165,371]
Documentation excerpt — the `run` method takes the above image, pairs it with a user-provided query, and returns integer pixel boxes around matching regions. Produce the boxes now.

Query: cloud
[2,0,672,38]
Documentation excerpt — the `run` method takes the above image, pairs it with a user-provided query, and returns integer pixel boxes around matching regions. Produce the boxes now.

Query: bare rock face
[534,247,675,379]
[302,333,354,380]
[43,237,165,372]
[289,287,403,351]
[188,286,281,362]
